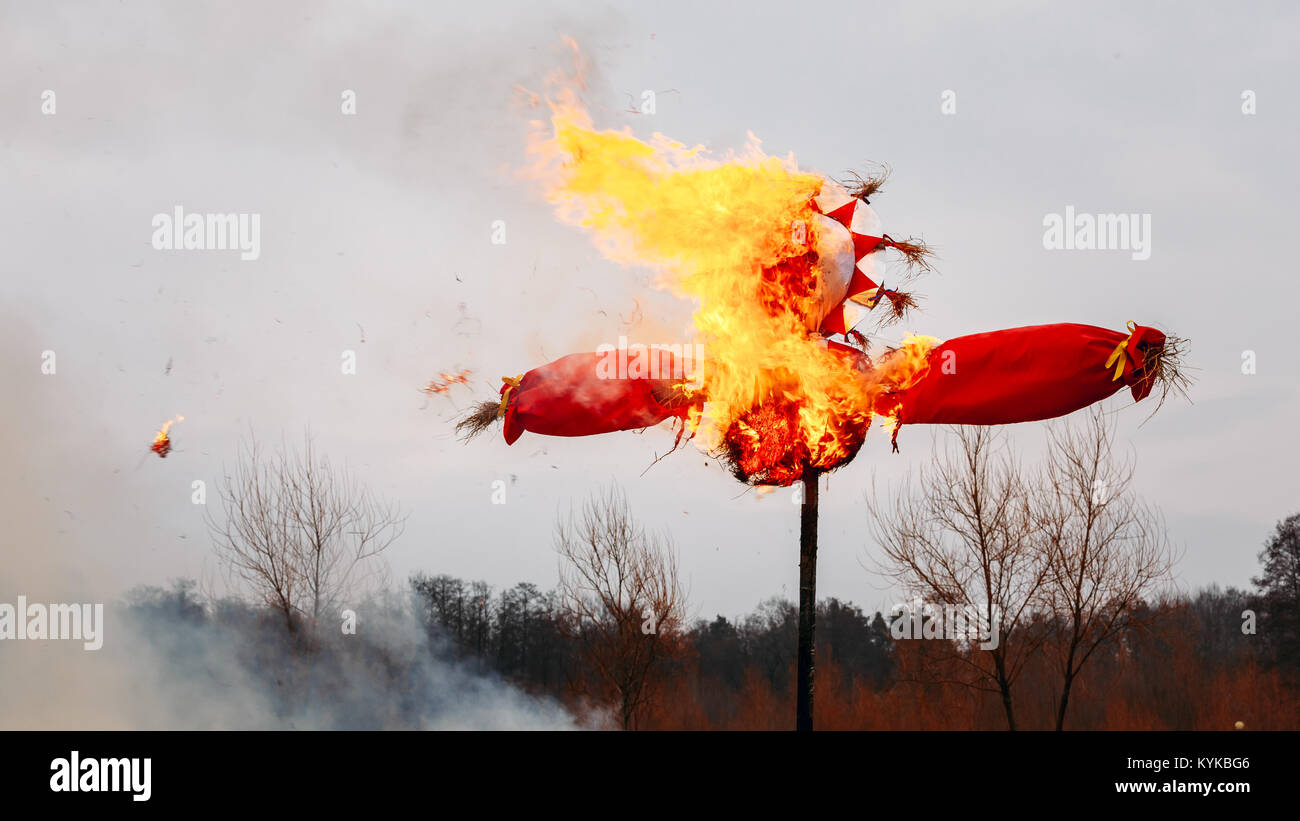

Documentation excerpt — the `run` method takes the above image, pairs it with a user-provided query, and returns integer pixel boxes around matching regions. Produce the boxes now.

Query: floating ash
[421,370,472,399]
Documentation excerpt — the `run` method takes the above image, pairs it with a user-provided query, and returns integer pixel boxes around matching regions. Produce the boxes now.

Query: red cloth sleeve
[881,323,1166,425]
[501,352,684,445]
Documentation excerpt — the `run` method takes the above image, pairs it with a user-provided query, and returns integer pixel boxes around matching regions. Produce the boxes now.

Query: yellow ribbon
[496,374,523,418]
[1104,320,1139,382]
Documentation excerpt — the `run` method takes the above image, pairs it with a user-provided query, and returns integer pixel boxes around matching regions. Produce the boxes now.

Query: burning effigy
[457,82,1187,486]
[151,415,183,458]
[455,48,1188,731]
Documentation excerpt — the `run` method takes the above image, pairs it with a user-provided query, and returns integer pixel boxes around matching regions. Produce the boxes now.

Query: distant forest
[123,553,1298,730]
[404,574,1297,730]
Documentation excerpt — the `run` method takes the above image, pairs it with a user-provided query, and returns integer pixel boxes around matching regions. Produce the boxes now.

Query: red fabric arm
[501,352,685,444]
[880,323,1166,425]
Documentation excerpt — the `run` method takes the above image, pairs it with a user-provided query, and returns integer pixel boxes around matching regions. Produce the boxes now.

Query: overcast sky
[2,0,1297,622]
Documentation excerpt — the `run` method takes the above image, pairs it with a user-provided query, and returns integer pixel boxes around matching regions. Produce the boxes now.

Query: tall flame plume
[524,58,936,484]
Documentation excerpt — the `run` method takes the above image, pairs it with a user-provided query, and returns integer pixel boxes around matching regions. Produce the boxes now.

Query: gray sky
[3,0,1297,622]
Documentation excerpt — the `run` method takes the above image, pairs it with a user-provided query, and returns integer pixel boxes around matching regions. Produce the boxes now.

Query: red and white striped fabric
[809,181,889,335]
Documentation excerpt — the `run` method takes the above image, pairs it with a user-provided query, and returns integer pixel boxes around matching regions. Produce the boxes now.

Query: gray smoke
[0,0,621,731]
[0,588,584,730]
[0,322,586,730]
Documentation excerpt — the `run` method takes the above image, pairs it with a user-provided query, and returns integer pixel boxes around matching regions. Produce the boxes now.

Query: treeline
[406,574,1298,730]
[409,572,896,707]
[410,575,575,691]
[114,575,1298,729]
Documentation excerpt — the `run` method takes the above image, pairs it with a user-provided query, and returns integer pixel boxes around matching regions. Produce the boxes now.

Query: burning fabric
[457,352,686,446]
[458,82,1186,485]
[151,415,183,458]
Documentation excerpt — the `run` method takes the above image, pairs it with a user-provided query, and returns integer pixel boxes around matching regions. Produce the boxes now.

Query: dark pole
[796,463,819,731]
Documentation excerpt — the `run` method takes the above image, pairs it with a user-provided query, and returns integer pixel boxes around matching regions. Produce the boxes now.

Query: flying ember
[151,415,183,458]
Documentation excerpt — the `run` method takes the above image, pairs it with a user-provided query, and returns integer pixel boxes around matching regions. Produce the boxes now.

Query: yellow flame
[872,334,941,435]
[524,55,937,478]
[154,415,183,445]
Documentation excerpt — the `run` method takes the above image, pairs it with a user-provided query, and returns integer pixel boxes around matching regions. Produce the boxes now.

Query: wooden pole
[796,463,819,731]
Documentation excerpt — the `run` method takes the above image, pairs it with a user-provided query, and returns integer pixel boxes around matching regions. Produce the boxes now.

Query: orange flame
[525,54,937,484]
[151,415,183,458]
[870,336,940,436]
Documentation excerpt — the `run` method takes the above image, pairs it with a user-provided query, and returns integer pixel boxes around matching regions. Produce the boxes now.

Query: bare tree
[869,426,1049,730]
[1033,407,1177,730]
[555,484,687,729]
[207,432,404,636]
